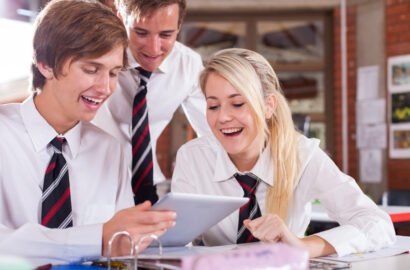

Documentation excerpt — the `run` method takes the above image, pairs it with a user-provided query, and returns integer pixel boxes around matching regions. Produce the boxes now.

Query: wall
[333,6,358,180]
[385,0,410,190]
[356,0,387,200]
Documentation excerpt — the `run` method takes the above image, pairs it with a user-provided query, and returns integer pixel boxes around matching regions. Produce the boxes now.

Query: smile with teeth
[82,96,103,105]
[221,127,243,136]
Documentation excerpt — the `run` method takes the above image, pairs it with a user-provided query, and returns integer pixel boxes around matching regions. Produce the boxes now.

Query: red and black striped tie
[131,67,158,205]
[235,172,261,244]
[41,137,73,228]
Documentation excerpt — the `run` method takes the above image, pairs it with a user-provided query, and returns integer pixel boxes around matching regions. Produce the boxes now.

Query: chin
[81,113,97,123]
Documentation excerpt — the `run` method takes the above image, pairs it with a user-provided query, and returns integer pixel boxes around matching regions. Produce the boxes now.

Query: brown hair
[97,0,117,13]
[31,0,128,91]
[115,0,186,27]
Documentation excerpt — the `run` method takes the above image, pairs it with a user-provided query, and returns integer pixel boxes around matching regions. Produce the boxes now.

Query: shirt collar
[20,95,82,158]
[126,44,176,74]
[213,138,274,187]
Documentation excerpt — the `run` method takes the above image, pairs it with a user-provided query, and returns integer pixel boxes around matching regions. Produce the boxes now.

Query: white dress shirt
[0,96,134,266]
[93,41,210,183]
[171,135,396,257]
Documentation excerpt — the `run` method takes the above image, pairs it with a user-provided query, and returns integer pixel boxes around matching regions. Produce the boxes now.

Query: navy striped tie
[41,137,73,228]
[235,172,261,243]
[131,67,158,205]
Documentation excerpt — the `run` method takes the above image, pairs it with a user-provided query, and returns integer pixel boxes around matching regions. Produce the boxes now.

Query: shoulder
[172,42,203,67]
[177,135,219,159]
[297,135,321,160]
[81,121,122,150]
[0,103,20,119]
[296,135,323,176]
[0,103,23,129]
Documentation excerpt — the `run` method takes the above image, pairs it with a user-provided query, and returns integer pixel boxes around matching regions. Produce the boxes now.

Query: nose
[146,35,161,55]
[96,72,112,96]
[218,105,233,123]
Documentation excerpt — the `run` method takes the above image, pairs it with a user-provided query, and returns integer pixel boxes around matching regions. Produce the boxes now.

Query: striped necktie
[41,137,73,228]
[235,172,261,244]
[131,67,158,205]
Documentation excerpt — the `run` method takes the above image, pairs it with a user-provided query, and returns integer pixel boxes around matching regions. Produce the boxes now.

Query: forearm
[301,235,336,258]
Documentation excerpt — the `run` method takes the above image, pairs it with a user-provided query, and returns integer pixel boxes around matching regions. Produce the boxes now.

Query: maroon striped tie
[41,137,73,228]
[131,67,158,205]
[235,172,261,243]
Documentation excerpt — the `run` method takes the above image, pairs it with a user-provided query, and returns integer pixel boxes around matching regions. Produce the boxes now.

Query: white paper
[360,149,382,183]
[356,124,387,149]
[356,99,385,124]
[357,66,379,100]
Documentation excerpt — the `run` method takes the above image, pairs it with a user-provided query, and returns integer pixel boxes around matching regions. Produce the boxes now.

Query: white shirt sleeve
[171,144,198,193]
[300,147,396,256]
[180,59,211,138]
[0,223,102,266]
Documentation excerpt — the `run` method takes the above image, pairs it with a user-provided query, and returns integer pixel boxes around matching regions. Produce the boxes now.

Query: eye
[109,71,118,78]
[233,103,244,108]
[84,68,97,74]
[208,105,219,110]
[160,33,172,38]
[135,31,147,37]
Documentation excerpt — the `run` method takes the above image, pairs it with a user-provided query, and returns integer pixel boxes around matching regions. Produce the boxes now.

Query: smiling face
[126,4,179,72]
[34,45,124,134]
[205,72,263,170]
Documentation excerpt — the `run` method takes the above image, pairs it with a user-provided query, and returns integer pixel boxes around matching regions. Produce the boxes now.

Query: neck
[34,90,77,135]
[229,153,259,172]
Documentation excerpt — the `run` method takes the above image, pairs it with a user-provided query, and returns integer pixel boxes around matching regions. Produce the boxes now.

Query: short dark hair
[31,0,128,91]
[116,0,186,27]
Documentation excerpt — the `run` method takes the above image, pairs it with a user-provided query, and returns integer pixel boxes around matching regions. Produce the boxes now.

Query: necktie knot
[136,67,152,83]
[234,173,260,197]
[50,137,65,153]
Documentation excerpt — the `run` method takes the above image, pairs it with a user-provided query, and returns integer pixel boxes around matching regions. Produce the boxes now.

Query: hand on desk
[244,213,335,258]
[102,201,176,257]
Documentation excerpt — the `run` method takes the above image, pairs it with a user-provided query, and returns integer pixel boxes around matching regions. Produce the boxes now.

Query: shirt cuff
[315,224,367,257]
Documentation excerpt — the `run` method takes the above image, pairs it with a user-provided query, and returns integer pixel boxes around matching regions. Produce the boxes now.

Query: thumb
[134,200,152,211]
[243,219,251,229]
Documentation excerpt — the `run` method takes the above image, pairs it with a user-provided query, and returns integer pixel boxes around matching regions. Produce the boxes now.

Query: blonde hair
[199,48,299,221]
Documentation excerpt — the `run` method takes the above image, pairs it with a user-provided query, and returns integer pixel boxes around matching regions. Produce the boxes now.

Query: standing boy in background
[0,0,175,266]
[94,0,209,205]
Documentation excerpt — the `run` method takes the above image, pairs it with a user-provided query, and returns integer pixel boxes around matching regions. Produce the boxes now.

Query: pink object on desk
[181,243,309,270]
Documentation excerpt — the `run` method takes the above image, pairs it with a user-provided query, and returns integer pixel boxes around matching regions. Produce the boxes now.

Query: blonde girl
[171,48,394,258]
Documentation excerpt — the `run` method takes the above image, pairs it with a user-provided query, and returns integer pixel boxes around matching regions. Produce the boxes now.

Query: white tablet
[150,192,248,247]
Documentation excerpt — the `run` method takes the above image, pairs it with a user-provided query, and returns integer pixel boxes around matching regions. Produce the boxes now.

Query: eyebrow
[82,61,123,70]
[206,93,242,100]
[133,27,176,34]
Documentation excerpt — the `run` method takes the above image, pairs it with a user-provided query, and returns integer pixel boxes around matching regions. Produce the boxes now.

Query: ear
[264,94,277,119]
[36,62,54,80]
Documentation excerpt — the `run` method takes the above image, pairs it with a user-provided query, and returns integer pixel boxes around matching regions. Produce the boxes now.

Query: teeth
[221,128,242,134]
[83,96,103,104]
